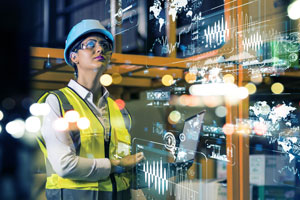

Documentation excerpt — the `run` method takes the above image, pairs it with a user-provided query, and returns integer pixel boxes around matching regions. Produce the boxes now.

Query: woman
[37,19,144,200]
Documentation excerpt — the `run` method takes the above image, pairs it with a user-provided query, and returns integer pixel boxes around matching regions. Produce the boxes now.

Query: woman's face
[75,34,112,74]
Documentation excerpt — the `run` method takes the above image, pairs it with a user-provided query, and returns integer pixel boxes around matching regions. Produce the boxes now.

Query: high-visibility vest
[37,87,132,193]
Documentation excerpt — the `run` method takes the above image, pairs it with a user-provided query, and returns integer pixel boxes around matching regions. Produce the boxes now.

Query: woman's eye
[86,41,95,48]
[102,43,108,49]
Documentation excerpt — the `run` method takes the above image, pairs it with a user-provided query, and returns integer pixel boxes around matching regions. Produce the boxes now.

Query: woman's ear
[70,52,79,64]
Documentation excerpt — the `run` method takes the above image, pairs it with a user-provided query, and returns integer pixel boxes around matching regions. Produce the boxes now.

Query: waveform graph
[136,158,201,200]
[132,138,210,199]
[203,16,229,47]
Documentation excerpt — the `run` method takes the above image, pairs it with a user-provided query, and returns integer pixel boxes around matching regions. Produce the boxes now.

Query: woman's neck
[77,70,103,104]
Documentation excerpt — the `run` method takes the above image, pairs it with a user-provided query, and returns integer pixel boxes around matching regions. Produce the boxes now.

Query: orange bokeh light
[222,123,235,135]
[115,99,126,110]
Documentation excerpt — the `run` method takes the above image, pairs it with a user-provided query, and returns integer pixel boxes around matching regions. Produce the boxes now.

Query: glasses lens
[85,40,96,49]
[81,39,112,52]
[99,41,111,52]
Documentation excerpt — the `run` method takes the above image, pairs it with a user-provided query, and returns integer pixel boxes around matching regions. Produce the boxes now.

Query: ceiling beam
[30,47,188,68]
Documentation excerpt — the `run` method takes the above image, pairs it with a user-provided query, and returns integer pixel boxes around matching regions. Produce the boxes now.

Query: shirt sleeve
[41,94,111,181]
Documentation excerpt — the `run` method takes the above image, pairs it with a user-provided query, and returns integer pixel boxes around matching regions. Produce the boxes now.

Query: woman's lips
[95,55,105,61]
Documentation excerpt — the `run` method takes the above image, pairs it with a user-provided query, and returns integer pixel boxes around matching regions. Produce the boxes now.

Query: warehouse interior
[0,0,300,199]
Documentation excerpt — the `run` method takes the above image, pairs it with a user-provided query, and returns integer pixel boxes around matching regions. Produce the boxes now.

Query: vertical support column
[237,0,250,199]
[43,0,50,45]
[43,0,57,46]
[166,0,177,58]
[48,0,57,46]
[226,103,240,200]
[111,0,123,53]
[224,0,241,199]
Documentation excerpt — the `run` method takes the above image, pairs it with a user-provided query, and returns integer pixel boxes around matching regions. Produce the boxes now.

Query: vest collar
[68,79,109,106]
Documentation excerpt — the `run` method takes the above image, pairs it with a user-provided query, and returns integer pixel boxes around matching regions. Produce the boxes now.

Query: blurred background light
[2,98,16,110]
[250,71,263,84]
[77,117,90,130]
[253,121,267,136]
[112,73,123,84]
[0,110,4,121]
[168,110,181,124]
[215,106,227,117]
[162,74,174,86]
[64,110,80,123]
[6,119,26,138]
[271,82,284,94]
[203,96,223,107]
[53,118,69,131]
[29,103,50,116]
[236,122,251,135]
[115,99,126,110]
[237,87,249,99]
[189,83,238,96]
[25,116,41,133]
[184,72,197,84]
[288,0,300,20]
[222,123,235,135]
[223,74,235,84]
[100,74,113,86]
[245,83,257,94]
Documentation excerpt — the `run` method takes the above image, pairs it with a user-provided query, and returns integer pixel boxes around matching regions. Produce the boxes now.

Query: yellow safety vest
[37,87,132,193]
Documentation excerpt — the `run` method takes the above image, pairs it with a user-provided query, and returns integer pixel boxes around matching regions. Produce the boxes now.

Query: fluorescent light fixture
[288,0,300,20]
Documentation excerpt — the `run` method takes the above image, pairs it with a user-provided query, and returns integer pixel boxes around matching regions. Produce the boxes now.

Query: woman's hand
[110,152,145,173]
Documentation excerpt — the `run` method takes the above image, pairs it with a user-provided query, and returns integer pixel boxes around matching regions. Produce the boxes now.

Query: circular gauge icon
[179,133,186,142]
[163,132,176,151]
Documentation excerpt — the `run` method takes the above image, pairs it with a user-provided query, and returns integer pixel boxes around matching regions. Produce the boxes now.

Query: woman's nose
[95,44,103,54]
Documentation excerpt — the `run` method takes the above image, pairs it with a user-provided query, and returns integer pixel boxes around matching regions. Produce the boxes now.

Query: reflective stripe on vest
[37,87,131,192]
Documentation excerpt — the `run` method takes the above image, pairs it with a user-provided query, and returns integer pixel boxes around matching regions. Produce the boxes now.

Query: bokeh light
[53,118,69,131]
[245,83,257,94]
[203,96,223,107]
[237,87,249,99]
[64,110,80,123]
[178,95,189,106]
[250,71,263,84]
[253,121,267,136]
[168,110,181,124]
[215,106,227,117]
[222,123,235,135]
[236,122,251,135]
[77,117,90,130]
[261,104,271,115]
[6,119,26,138]
[184,72,197,84]
[162,74,174,86]
[271,82,284,94]
[264,77,272,85]
[100,74,113,86]
[112,73,123,84]
[2,98,16,110]
[223,74,235,84]
[115,99,126,110]
[29,103,51,116]
[25,116,41,132]
[0,125,2,133]
[0,110,4,121]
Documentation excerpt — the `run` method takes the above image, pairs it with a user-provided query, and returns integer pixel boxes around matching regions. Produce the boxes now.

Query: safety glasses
[77,38,112,53]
